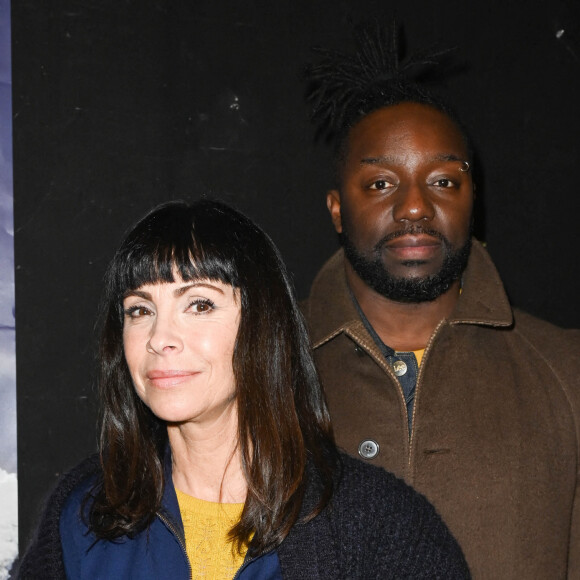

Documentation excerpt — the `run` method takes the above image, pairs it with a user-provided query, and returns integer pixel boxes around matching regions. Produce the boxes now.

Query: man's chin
[399,259,429,267]
[340,229,472,303]
[381,259,443,281]
[353,254,465,303]
[373,275,457,303]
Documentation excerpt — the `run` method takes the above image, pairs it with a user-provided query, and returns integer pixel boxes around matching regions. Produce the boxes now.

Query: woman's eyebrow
[123,289,151,300]
[123,282,225,300]
[174,282,225,297]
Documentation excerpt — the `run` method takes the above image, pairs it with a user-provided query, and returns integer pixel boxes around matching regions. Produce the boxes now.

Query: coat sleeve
[558,332,580,577]
[568,481,580,576]
[514,320,580,577]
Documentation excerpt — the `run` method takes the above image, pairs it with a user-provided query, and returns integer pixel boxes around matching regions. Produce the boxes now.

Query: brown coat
[302,240,580,579]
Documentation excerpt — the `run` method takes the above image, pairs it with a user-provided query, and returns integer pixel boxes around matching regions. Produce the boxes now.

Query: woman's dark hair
[305,21,472,177]
[90,199,337,555]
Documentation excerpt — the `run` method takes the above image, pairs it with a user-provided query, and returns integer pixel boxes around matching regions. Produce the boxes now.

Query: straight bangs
[107,202,241,313]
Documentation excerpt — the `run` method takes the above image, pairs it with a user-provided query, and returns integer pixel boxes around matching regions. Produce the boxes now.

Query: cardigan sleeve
[332,454,471,579]
[277,453,470,579]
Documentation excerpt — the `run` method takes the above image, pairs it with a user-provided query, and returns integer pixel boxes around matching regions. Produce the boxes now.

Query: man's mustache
[374,226,450,252]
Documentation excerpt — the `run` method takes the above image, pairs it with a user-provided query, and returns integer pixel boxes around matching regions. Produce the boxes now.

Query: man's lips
[146,370,199,388]
[383,234,441,259]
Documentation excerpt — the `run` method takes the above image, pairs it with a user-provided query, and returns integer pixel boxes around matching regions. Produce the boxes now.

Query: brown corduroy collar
[303,239,514,350]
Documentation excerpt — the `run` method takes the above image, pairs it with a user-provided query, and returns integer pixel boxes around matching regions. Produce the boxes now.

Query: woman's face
[122,277,240,426]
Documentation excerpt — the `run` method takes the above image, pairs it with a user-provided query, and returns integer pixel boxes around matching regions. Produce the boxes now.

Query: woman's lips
[146,370,198,388]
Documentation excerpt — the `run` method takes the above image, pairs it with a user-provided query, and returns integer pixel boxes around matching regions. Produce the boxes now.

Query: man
[302,26,580,578]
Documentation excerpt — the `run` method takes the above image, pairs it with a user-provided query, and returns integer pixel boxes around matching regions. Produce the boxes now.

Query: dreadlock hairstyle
[89,199,338,556]
[305,21,471,173]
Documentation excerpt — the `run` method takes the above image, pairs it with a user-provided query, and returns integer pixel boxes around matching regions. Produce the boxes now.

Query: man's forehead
[357,101,455,125]
[347,106,469,160]
[360,152,466,166]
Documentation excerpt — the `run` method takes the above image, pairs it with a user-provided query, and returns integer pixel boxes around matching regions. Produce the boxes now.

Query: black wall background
[12,0,580,551]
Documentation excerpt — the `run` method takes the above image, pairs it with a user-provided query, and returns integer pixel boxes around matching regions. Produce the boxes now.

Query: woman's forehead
[124,275,239,301]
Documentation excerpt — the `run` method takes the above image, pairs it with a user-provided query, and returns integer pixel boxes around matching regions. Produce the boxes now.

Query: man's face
[327,102,475,302]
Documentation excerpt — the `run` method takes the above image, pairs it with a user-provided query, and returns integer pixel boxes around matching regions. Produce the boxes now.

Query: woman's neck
[167,403,247,503]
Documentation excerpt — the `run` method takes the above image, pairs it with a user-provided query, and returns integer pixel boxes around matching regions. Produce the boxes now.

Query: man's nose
[392,182,435,223]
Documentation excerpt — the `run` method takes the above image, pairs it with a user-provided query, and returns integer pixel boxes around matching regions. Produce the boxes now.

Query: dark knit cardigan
[18,452,470,579]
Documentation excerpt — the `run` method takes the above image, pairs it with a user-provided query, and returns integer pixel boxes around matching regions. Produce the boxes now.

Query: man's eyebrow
[432,153,465,163]
[360,153,466,165]
[360,155,399,165]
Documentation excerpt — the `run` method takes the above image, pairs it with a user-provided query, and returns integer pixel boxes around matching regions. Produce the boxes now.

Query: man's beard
[340,225,472,303]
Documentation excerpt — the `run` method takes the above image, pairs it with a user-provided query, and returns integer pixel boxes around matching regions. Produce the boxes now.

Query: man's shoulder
[512,308,580,355]
[301,250,344,311]
[300,250,361,345]
[509,309,580,409]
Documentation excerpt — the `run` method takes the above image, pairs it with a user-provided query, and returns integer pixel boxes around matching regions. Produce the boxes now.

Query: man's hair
[305,21,471,176]
[89,199,337,555]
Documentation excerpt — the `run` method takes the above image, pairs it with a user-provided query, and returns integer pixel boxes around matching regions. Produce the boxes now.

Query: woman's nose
[146,317,183,354]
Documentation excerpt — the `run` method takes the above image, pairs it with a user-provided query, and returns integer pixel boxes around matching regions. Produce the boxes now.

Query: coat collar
[304,239,513,349]
[158,446,185,537]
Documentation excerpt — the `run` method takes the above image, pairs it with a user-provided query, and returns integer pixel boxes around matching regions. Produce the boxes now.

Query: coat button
[358,439,379,459]
[392,360,407,376]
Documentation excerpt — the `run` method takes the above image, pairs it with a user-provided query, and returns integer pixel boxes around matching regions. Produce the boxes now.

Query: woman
[19,200,469,579]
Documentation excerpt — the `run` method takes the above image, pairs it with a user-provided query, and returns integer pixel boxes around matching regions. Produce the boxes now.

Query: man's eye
[433,178,455,188]
[369,180,393,191]
[190,299,215,314]
[125,305,152,318]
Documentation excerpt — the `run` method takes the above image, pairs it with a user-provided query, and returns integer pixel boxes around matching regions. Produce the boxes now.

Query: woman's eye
[124,305,152,318]
[190,299,215,314]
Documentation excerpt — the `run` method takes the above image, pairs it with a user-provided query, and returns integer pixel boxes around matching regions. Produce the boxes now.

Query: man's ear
[326,189,343,234]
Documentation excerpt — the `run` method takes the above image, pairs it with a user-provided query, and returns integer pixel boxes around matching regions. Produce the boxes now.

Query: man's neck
[345,261,461,352]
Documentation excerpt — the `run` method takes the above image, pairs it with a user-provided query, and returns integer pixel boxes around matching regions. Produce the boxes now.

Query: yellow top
[175,489,248,579]
[413,348,425,367]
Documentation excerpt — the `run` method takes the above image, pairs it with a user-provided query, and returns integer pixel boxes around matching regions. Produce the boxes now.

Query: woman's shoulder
[53,454,102,536]
[59,454,101,503]
[59,455,102,532]
[17,454,101,580]
[58,454,101,503]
